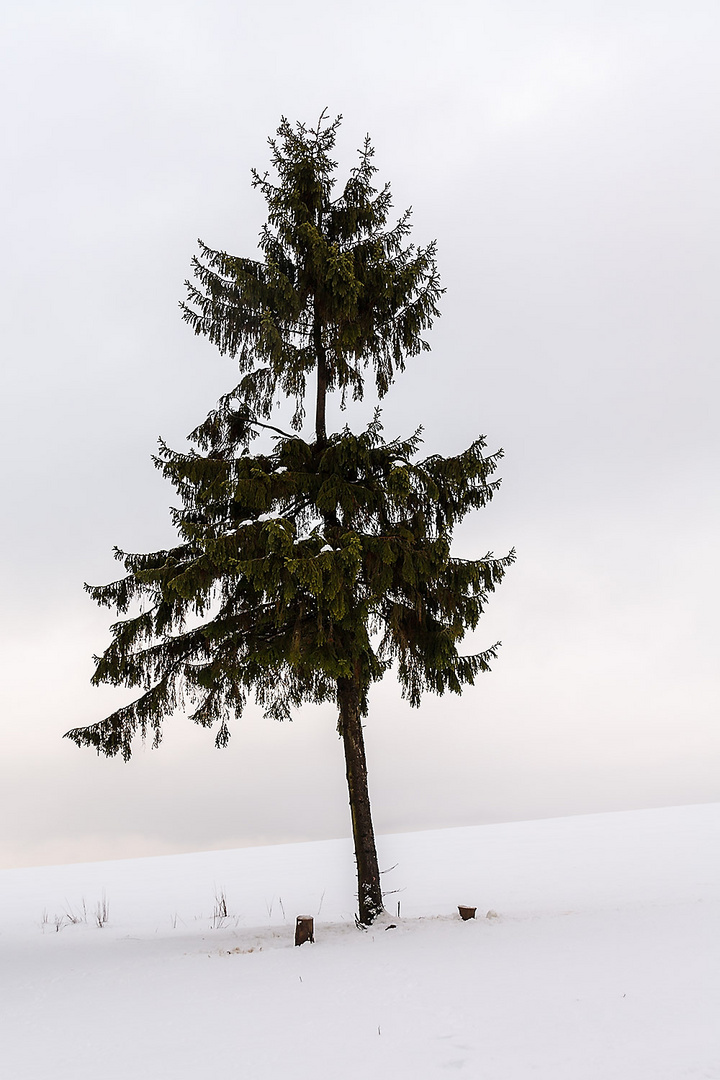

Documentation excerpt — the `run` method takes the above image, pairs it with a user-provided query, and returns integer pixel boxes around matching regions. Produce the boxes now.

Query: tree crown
[65,114,514,761]
[181,111,443,433]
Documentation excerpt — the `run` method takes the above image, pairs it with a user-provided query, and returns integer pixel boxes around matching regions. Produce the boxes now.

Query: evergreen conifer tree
[66,114,514,926]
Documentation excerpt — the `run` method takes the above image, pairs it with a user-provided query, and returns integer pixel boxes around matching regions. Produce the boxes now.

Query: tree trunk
[337,671,384,925]
[313,314,328,446]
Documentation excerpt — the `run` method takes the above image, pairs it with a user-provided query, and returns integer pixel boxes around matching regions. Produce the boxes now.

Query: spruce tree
[66,114,514,926]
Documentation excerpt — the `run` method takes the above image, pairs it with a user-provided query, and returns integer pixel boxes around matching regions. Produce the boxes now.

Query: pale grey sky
[1,0,718,867]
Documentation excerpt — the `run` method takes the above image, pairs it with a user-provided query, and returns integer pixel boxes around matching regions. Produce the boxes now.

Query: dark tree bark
[294,915,314,945]
[337,669,384,925]
[313,313,328,446]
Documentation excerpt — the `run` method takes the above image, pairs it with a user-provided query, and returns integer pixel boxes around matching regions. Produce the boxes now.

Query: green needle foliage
[66,113,514,925]
[73,418,509,752]
[180,112,442,441]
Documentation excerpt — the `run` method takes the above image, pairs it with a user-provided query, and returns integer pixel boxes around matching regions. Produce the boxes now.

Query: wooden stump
[458,905,476,921]
[295,915,314,946]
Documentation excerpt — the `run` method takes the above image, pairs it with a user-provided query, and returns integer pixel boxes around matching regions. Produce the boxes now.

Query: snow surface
[1,803,718,1079]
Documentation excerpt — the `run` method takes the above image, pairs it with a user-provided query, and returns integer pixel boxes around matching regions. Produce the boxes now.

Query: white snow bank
[1,803,718,1079]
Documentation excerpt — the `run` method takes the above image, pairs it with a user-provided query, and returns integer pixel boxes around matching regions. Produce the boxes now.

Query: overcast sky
[1,0,718,868]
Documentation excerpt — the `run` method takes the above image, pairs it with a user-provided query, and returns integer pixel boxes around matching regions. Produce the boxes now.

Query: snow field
[1,803,718,1079]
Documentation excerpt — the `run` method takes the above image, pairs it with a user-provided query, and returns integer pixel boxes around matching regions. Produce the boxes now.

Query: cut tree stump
[458,905,477,921]
[295,915,314,946]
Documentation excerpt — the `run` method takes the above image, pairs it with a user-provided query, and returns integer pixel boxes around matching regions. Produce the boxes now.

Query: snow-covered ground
[1,803,718,1079]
